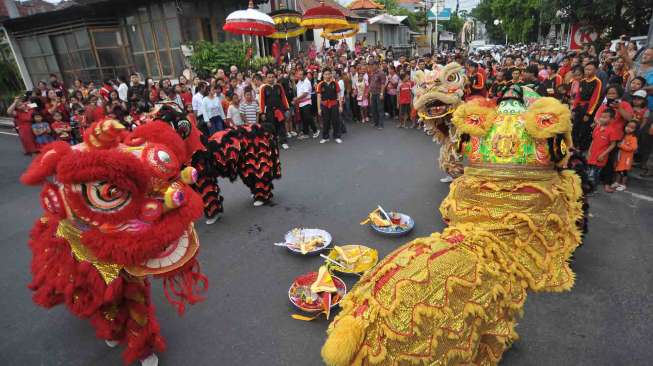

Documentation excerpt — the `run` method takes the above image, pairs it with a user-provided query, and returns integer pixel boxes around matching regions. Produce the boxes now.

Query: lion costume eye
[82,181,131,212]
[447,74,460,83]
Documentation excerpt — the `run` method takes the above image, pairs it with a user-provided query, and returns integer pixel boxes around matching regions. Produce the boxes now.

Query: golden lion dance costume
[322,86,584,366]
[21,119,207,365]
[413,63,466,178]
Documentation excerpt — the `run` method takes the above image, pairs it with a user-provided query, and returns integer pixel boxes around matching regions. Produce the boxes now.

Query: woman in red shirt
[8,96,37,155]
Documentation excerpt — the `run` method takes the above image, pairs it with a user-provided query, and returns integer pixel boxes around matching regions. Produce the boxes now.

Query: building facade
[2,0,250,89]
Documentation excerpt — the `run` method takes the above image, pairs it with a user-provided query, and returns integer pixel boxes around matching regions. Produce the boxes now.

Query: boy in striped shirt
[239,87,260,125]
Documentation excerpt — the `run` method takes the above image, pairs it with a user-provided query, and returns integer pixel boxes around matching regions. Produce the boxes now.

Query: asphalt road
[0,122,652,366]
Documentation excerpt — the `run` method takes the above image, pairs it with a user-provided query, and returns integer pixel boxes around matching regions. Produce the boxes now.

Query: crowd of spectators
[9,37,653,193]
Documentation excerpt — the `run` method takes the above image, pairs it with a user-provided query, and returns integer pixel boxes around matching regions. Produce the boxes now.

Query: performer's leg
[330,106,341,139]
[322,107,332,140]
[194,174,223,221]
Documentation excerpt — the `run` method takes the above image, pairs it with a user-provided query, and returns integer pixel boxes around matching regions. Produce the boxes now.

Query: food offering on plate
[324,245,379,275]
[276,228,332,255]
[288,266,346,320]
[361,206,415,236]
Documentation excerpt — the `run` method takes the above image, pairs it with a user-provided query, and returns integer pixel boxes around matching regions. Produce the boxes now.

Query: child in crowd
[612,121,639,191]
[226,92,244,127]
[51,111,72,144]
[630,90,650,128]
[355,73,369,123]
[31,112,53,148]
[587,109,620,193]
[397,73,412,128]
[239,88,260,125]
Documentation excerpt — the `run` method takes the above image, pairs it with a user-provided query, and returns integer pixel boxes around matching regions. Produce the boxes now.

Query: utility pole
[648,11,653,47]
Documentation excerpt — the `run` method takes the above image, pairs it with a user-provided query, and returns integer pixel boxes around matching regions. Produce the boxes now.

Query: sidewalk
[0,116,13,129]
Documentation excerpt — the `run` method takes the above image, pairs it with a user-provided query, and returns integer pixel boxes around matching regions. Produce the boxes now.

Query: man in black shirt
[127,73,146,109]
[260,73,290,149]
[317,68,343,144]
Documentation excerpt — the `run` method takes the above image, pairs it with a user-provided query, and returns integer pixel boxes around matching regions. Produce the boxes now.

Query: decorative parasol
[321,23,359,41]
[300,0,349,30]
[223,0,275,36]
[267,2,306,39]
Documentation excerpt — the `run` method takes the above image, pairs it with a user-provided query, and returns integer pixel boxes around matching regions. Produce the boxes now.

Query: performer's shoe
[312,130,320,138]
[281,143,289,150]
[335,138,343,144]
[105,340,119,348]
[319,139,329,144]
[141,353,159,366]
[440,176,454,183]
[205,214,221,225]
[253,200,265,207]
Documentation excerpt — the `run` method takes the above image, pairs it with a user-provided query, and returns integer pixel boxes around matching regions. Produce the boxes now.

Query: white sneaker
[313,130,320,138]
[281,143,289,150]
[319,139,329,144]
[205,215,220,225]
[439,176,454,183]
[253,200,265,207]
[286,133,292,139]
[141,353,159,366]
[335,138,343,144]
[105,340,119,348]
[290,131,298,137]
[615,184,626,191]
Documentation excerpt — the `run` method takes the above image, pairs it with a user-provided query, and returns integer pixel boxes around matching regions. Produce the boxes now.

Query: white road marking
[627,191,653,202]
[0,131,17,136]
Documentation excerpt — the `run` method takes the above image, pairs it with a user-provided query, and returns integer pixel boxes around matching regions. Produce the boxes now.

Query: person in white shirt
[117,76,128,103]
[226,92,244,127]
[201,85,225,134]
[193,82,206,125]
[293,69,319,138]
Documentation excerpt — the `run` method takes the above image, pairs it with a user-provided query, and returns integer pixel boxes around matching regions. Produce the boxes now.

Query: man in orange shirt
[466,61,486,98]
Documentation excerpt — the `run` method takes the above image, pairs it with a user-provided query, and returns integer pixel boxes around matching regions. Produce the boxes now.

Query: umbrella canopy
[223,0,275,36]
[321,23,360,40]
[267,6,306,39]
[301,0,349,30]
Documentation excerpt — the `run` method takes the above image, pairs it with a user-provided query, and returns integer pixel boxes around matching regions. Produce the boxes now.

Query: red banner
[570,23,598,50]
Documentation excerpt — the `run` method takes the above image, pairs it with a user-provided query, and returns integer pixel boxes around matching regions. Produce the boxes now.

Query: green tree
[189,40,248,78]
[379,0,426,32]
[549,0,653,39]
[470,0,507,43]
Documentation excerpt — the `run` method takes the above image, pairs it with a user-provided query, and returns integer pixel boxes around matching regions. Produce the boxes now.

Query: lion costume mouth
[125,224,199,276]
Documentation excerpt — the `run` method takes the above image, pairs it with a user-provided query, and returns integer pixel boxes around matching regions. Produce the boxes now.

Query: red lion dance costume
[192,124,282,221]
[22,119,208,365]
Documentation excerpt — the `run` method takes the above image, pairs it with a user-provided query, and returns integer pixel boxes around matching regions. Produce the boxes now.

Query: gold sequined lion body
[322,89,583,366]
[413,63,466,178]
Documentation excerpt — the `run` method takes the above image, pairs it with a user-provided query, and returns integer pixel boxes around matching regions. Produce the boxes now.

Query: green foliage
[471,0,653,44]
[443,13,465,35]
[380,0,426,32]
[248,56,276,70]
[189,40,248,78]
[0,59,24,115]
[548,0,653,40]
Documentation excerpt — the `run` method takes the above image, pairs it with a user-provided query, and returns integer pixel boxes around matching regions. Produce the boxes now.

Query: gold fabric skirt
[322,167,583,366]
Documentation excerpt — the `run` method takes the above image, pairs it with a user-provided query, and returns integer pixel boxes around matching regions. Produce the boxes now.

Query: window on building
[126,3,184,79]
[91,29,131,81]
[18,35,58,84]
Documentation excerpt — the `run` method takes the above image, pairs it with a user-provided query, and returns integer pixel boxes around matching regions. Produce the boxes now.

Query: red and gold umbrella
[300,0,349,30]
[223,0,275,36]
[321,23,359,40]
[267,3,306,39]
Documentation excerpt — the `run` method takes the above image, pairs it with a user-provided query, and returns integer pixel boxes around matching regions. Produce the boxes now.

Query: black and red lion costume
[22,119,208,365]
[149,101,282,221]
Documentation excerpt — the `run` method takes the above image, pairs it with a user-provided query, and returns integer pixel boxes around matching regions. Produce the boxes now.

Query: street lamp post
[494,19,507,45]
